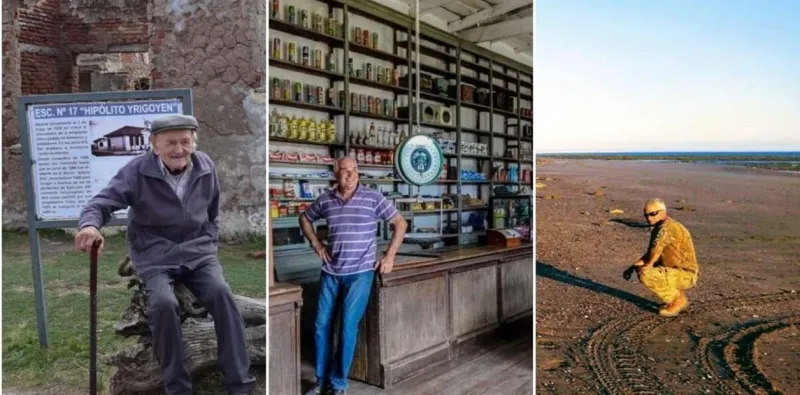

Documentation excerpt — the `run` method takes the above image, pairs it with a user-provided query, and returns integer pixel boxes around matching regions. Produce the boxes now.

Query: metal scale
[394,4,446,258]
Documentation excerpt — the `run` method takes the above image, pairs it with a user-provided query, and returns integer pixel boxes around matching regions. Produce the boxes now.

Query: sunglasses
[644,210,662,218]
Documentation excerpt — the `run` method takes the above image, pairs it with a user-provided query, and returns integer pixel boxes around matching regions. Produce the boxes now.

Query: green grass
[2,229,266,394]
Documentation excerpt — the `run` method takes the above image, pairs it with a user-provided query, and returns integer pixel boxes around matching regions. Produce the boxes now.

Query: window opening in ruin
[75,52,151,93]
[135,78,151,91]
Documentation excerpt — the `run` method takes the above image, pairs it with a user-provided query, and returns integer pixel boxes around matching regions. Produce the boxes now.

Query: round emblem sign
[395,134,444,186]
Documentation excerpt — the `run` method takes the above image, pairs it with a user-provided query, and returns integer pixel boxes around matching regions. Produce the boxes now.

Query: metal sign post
[16,89,193,348]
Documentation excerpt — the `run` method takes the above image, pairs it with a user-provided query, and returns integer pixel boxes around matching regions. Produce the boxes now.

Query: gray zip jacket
[78,150,220,277]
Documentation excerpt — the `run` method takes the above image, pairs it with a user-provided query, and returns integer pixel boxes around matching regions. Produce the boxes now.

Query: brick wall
[20,52,60,95]
[18,0,60,48]
[18,0,62,95]
[62,15,149,46]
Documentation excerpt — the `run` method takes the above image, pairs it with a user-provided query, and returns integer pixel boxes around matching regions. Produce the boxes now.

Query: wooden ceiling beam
[458,15,533,43]
[448,0,532,32]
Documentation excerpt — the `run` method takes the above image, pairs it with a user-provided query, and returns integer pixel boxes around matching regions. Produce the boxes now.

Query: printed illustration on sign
[395,134,443,186]
[27,99,183,220]
[91,122,151,157]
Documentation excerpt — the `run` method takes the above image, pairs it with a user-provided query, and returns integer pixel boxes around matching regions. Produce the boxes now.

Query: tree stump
[107,255,266,395]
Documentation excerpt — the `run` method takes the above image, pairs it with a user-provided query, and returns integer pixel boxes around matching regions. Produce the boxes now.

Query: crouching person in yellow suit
[623,198,699,317]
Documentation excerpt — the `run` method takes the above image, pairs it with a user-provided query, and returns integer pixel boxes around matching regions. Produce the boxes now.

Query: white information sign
[27,99,183,220]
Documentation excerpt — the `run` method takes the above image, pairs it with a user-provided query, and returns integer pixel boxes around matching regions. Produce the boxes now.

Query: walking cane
[90,240,100,395]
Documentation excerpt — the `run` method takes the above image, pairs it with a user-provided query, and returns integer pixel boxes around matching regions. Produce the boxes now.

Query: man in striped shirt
[300,157,407,395]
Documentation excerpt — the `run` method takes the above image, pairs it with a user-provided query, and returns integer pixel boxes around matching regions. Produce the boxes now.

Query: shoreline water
[538,151,800,171]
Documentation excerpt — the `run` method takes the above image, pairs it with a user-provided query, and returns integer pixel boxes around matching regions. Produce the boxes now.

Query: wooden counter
[350,243,533,388]
[271,242,533,390]
[268,283,303,395]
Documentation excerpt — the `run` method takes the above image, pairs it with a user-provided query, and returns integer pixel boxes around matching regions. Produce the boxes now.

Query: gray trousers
[142,259,255,395]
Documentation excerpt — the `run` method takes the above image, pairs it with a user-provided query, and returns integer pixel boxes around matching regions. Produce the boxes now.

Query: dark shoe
[330,390,346,395]
[304,384,324,395]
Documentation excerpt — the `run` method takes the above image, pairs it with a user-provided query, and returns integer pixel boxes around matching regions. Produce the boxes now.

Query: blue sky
[534,0,800,153]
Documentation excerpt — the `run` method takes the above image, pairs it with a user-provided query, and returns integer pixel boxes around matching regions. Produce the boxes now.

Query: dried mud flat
[535,160,800,395]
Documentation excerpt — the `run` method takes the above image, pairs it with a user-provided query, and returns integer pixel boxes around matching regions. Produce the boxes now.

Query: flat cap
[150,114,199,135]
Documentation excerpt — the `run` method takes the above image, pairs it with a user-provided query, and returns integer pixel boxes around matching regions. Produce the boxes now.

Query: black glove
[623,266,636,281]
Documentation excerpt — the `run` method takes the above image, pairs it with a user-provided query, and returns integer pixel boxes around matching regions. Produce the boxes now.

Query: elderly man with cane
[623,198,700,317]
[74,114,255,395]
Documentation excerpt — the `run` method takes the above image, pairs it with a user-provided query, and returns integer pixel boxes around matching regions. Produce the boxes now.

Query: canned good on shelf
[271,0,280,19]
[272,78,281,99]
[283,79,291,100]
[314,49,322,69]
[272,38,281,59]
[287,42,297,62]
[287,5,296,24]
[327,88,336,107]
[300,9,309,29]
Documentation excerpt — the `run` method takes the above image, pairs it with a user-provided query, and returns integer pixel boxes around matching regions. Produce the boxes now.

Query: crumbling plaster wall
[2,0,267,239]
[150,0,266,238]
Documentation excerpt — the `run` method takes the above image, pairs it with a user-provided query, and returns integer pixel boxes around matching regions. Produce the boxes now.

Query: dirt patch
[536,160,800,394]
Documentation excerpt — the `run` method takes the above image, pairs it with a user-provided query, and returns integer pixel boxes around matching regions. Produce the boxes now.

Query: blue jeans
[314,270,375,390]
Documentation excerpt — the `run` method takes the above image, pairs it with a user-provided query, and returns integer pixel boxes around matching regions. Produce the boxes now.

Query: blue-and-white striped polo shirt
[304,184,398,275]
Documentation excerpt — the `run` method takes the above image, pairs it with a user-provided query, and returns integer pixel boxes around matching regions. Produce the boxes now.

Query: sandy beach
[535,159,800,394]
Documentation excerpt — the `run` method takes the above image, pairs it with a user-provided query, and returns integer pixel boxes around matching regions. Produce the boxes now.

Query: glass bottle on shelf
[278,112,289,138]
[287,116,298,139]
[269,108,279,136]
[358,129,366,146]
[328,120,336,143]
[368,122,376,146]
[308,118,317,141]
[298,117,308,140]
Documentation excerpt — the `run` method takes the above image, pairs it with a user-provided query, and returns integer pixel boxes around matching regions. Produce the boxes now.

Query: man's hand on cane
[75,226,104,256]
